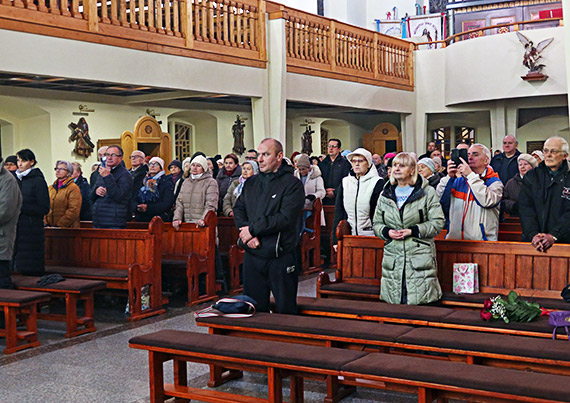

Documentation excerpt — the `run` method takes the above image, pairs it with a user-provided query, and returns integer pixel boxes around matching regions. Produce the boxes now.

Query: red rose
[483,299,492,309]
[480,310,492,321]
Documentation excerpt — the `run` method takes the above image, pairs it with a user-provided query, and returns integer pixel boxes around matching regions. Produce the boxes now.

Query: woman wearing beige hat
[502,153,538,217]
[133,156,175,222]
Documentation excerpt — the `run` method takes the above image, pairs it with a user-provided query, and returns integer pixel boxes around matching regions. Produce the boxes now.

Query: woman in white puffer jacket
[331,148,385,248]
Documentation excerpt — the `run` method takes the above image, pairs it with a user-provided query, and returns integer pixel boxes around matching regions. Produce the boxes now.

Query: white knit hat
[418,158,436,174]
[148,156,164,169]
[191,155,209,172]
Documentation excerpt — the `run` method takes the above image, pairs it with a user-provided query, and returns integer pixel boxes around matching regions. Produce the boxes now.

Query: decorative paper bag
[453,263,479,294]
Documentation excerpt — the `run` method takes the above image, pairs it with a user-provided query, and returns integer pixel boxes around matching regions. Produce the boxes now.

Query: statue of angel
[516,32,553,74]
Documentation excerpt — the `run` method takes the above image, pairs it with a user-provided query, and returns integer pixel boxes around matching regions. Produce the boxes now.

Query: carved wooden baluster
[202,0,209,42]
[228,2,235,45]
[156,0,163,33]
[285,20,291,57]
[70,0,80,17]
[222,0,229,45]
[118,0,127,25]
[36,0,48,13]
[147,0,155,31]
[165,0,172,34]
[100,0,110,23]
[110,0,119,24]
[237,4,244,47]
[173,0,180,36]
[214,1,221,43]
[248,6,256,50]
[194,0,201,40]
[21,0,37,11]
[343,31,348,67]
[314,24,320,63]
[206,0,213,42]
[294,19,300,59]
[129,0,136,27]
[137,0,146,29]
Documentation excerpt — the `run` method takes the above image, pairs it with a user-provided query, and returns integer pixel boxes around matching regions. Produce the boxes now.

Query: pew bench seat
[129,330,365,402]
[292,296,566,339]
[197,312,570,376]
[0,289,51,354]
[131,330,570,403]
[441,290,570,310]
[12,275,106,338]
[46,266,127,282]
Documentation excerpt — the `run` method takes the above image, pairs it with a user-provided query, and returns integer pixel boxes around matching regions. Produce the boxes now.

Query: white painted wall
[517,115,570,151]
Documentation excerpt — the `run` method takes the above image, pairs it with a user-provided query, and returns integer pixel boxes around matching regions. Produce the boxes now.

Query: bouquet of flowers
[480,291,548,323]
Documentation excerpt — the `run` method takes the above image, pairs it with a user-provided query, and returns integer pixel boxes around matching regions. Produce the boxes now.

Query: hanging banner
[408,14,443,49]
[378,20,402,37]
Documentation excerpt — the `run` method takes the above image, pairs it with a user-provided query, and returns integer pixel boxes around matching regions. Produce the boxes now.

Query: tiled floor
[1,273,415,402]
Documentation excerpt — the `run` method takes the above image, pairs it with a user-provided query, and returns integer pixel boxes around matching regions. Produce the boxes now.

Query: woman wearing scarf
[13,149,50,276]
[216,153,242,213]
[45,160,82,228]
[133,157,175,222]
[223,160,259,217]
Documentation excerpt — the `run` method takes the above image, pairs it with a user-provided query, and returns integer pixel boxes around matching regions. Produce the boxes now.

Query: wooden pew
[322,204,337,269]
[130,330,570,403]
[0,289,51,354]
[197,312,570,377]
[299,198,322,275]
[45,217,165,321]
[318,220,564,308]
[217,216,242,294]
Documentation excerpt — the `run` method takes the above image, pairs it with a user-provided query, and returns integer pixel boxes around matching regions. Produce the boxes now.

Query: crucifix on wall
[300,119,315,155]
[232,115,247,155]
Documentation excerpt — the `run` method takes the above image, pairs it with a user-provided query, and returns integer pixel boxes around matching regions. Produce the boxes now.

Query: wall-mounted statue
[516,32,553,78]
[301,125,314,155]
[232,115,247,155]
[68,117,95,158]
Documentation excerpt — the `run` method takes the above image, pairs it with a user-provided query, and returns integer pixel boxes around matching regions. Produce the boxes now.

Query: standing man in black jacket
[233,138,305,314]
[490,135,521,185]
[519,136,570,251]
[91,145,133,229]
[318,138,352,205]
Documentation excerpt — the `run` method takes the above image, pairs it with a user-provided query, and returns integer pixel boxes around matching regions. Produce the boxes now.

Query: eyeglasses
[543,148,562,155]
[328,145,339,148]
[148,162,161,167]
[104,153,122,158]
[351,159,366,164]
[130,155,143,159]
[54,168,68,172]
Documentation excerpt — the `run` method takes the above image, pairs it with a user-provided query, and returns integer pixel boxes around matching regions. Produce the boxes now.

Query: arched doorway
[363,123,401,155]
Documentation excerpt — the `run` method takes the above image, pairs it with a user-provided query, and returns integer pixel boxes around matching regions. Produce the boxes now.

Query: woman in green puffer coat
[373,152,445,305]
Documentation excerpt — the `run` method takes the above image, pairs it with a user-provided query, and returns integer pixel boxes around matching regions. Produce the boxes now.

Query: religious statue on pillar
[232,115,247,155]
[301,120,315,155]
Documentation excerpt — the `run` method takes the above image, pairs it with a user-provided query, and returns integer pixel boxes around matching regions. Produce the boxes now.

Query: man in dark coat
[519,136,570,251]
[128,150,148,219]
[318,138,351,205]
[233,139,305,314]
[90,146,108,187]
[0,157,22,288]
[490,135,521,185]
[418,141,437,160]
[90,145,133,229]
[71,162,92,221]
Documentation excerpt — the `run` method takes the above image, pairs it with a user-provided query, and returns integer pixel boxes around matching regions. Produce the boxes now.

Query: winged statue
[516,32,553,74]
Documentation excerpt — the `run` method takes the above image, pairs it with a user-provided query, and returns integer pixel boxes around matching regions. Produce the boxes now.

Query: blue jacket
[90,164,133,228]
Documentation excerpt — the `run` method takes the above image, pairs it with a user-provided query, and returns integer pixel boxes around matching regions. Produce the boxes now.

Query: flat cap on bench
[12,275,106,292]
[129,330,367,370]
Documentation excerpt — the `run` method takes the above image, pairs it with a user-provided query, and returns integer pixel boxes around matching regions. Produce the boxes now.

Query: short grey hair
[470,144,491,161]
[504,135,518,144]
[56,160,73,174]
[545,136,569,155]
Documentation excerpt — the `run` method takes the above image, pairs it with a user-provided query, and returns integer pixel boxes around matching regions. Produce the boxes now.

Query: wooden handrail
[414,16,563,50]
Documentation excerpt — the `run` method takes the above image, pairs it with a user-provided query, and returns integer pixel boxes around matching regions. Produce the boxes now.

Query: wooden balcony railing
[0,0,266,67]
[413,17,564,50]
[274,4,414,91]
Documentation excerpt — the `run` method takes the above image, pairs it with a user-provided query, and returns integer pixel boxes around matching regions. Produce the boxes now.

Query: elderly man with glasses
[519,136,570,251]
[129,150,148,217]
[90,145,133,229]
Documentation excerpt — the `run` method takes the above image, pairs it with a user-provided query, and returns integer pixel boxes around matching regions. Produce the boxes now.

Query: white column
[490,101,507,152]
[267,14,288,152]
[403,112,420,153]
[564,0,570,129]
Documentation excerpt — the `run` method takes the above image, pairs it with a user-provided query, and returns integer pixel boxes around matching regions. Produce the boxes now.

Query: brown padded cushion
[0,289,51,304]
[295,296,455,322]
[397,327,570,362]
[196,312,414,342]
[319,283,380,297]
[46,266,127,279]
[442,291,570,310]
[129,330,367,370]
[12,275,106,292]
[341,353,570,402]
[443,309,553,335]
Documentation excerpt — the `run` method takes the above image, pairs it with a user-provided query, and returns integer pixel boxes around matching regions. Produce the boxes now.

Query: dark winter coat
[75,175,92,221]
[233,163,305,259]
[519,162,570,243]
[216,166,242,212]
[133,174,175,222]
[427,173,441,188]
[90,164,133,228]
[0,165,22,262]
[502,174,523,216]
[14,168,50,276]
[490,150,521,184]
[318,155,351,205]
